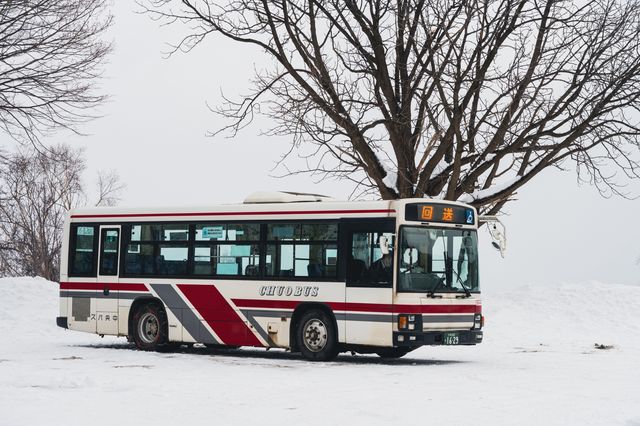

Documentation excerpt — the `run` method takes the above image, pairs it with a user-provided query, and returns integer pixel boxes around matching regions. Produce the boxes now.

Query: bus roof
[68,198,396,222]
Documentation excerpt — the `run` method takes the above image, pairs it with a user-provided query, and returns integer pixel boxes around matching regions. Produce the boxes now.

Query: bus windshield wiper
[452,268,471,298]
[426,277,444,298]
[456,277,472,298]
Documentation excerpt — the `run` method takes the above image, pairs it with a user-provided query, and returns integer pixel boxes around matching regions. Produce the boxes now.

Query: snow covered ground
[0,277,639,426]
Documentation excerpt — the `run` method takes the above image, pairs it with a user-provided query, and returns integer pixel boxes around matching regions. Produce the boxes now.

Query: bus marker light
[398,315,408,330]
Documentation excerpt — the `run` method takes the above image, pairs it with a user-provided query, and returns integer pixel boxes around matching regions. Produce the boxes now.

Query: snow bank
[0,277,639,425]
[483,280,640,350]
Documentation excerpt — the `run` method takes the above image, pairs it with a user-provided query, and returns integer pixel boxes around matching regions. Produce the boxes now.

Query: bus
[56,191,484,361]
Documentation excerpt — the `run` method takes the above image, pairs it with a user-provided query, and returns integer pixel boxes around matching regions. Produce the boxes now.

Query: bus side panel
[120,290,197,343]
[58,218,70,325]
[213,280,347,349]
[117,300,130,337]
[345,287,393,347]
[67,293,97,334]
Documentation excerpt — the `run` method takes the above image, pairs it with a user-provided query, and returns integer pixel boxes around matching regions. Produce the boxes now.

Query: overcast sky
[40,3,640,287]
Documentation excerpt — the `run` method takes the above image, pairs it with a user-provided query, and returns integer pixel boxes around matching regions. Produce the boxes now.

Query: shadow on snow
[70,341,467,366]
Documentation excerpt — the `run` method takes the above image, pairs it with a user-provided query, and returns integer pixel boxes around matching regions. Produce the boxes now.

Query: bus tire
[375,347,414,359]
[131,302,168,351]
[297,309,338,361]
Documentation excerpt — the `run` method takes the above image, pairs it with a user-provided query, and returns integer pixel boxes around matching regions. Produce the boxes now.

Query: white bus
[57,192,484,361]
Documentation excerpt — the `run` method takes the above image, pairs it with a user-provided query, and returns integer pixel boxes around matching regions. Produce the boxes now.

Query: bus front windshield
[398,227,479,293]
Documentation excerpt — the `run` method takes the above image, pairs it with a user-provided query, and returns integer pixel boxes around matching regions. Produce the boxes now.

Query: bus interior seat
[348,257,366,282]
[155,255,167,275]
[307,264,323,277]
[245,265,258,276]
[75,253,94,274]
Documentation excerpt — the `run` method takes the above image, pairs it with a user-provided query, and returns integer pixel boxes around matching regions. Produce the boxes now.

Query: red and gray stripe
[59,282,150,300]
[150,284,220,345]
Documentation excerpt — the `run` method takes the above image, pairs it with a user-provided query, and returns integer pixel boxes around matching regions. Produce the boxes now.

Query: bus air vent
[243,191,335,204]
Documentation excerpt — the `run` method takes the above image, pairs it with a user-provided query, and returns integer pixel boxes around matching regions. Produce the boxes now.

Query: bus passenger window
[99,229,120,276]
[265,222,338,279]
[193,244,260,276]
[348,232,394,285]
[124,223,190,276]
[69,225,97,276]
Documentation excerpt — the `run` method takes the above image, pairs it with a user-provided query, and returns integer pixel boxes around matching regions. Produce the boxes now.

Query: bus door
[96,226,120,335]
[342,219,395,346]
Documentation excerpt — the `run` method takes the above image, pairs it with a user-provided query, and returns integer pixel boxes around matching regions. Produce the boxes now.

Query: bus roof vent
[243,191,335,204]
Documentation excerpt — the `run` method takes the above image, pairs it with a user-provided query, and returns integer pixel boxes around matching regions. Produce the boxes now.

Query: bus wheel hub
[303,319,327,352]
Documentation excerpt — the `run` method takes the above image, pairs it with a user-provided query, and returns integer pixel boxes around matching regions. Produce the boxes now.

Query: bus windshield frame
[396,225,479,294]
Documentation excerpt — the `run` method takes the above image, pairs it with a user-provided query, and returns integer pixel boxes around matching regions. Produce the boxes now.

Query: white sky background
[42,3,639,287]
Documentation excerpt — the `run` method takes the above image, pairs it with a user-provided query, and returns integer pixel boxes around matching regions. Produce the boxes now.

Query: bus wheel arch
[290,303,339,361]
[128,297,169,351]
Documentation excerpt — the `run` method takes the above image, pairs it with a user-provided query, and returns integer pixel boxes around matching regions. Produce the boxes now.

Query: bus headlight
[473,314,482,329]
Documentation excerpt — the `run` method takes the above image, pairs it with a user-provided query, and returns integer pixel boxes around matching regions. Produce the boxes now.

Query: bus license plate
[443,332,459,345]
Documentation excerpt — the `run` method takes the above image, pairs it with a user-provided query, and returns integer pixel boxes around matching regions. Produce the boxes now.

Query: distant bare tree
[0,145,124,281]
[0,0,112,145]
[96,170,125,207]
[147,0,640,213]
[0,146,84,280]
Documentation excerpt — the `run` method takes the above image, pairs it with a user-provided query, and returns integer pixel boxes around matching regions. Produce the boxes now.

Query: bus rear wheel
[296,309,339,361]
[131,303,168,351]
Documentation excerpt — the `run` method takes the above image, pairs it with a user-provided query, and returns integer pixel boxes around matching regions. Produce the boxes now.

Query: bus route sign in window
[404,203,474,225]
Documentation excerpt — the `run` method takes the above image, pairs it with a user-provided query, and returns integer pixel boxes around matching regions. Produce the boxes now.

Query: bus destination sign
[405,203,475,225]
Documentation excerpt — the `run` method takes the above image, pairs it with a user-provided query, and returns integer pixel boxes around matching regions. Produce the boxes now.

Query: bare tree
[0,145,84,280]
[0,145,124,281]
[95,170,126,207]
[0,0,112,145]
[146,0,640,213]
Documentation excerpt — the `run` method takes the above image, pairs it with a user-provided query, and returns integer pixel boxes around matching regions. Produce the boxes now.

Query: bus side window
[265,222,338,279]
[99,229,120,276]
[69,225,97,277]
[348,232,394,285]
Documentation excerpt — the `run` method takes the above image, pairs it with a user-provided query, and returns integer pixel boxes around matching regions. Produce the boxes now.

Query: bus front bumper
[393,330,483,346]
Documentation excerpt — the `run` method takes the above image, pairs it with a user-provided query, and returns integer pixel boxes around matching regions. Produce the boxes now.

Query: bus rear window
[69,225,97,276]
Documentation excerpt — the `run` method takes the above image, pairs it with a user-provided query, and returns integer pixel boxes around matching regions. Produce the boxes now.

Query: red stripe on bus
[393,304,481,314]
[231,299,480,314]
[178,284,263,347]
[59,282,148,292]
[70,209,395,219]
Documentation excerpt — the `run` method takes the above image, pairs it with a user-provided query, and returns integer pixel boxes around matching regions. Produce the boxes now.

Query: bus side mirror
[379,236,390,255]
[480,215,507,258]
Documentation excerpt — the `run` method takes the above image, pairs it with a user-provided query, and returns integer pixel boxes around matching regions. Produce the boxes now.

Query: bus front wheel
[296,309,339,361]
[131,302,168,351]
